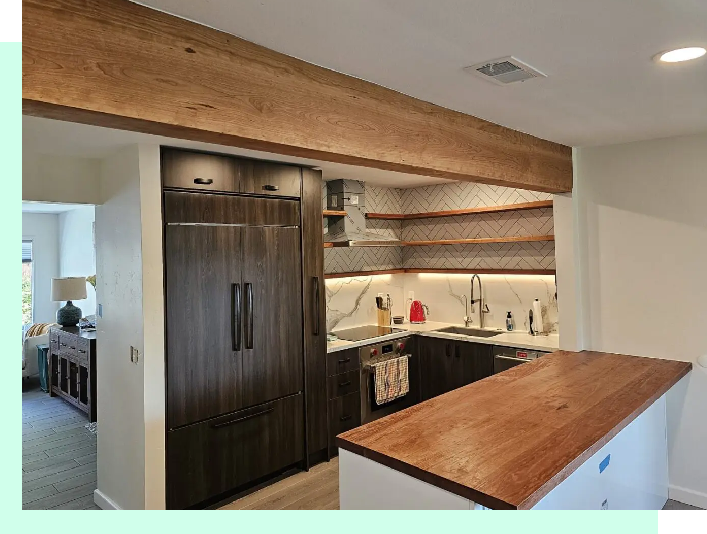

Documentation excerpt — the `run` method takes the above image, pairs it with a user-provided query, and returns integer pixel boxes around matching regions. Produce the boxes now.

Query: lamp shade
[51,277,88,301]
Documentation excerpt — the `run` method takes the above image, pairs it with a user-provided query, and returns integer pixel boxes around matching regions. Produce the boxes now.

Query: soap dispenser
[506,311,514,331]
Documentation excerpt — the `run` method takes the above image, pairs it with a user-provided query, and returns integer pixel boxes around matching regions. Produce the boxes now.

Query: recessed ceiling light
[654,47,706,63]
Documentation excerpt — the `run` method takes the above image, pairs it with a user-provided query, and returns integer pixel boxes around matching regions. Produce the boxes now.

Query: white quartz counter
[326,320,559,353]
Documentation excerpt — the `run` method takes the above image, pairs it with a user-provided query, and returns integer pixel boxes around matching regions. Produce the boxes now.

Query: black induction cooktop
[331,325,405,342]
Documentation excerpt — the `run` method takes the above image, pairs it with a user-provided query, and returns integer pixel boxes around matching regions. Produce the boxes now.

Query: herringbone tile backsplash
[400,182,551,213]
[323,180,555,274]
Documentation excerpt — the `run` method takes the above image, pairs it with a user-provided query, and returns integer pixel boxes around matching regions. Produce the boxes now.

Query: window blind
[22,241,32,263]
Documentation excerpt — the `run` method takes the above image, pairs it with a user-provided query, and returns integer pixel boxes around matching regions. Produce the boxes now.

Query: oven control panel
[360,337,411,362]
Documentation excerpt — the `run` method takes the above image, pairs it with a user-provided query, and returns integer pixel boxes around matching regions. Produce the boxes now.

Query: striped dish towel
[372,356,409,406]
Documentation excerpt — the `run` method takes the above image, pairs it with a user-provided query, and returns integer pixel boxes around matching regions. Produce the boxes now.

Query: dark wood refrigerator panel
[300,168,328,460]
[240,226,304,408]
[163,191,300,226]
[167,393,304,509]
[165,225,244,429]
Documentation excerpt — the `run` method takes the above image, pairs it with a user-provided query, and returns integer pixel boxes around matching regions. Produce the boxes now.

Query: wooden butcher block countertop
[337,350,691,510]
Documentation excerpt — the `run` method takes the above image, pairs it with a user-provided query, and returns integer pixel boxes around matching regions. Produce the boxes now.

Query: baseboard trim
[94,489,122,510]
[669,484,707,510]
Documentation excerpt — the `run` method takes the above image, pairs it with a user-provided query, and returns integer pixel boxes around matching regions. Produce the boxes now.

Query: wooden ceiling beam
[22,0,573,193]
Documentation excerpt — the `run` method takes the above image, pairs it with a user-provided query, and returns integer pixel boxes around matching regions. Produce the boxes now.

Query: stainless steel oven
[493,345,550,374]
[359,337,417,425]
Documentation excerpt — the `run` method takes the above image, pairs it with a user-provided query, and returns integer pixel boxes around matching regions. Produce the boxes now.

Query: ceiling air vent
[464,56,546,85]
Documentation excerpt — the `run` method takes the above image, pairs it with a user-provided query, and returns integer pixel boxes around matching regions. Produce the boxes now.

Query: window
[22,240,33,326]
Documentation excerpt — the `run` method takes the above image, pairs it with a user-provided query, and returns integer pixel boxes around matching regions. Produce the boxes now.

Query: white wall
[22,213,60,324]
[23,152,101,205]
[569,133,707,508]
[95,144,165,510]
[58,206,96,316]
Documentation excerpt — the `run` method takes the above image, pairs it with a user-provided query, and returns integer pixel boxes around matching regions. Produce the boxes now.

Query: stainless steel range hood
[324,180,401,247]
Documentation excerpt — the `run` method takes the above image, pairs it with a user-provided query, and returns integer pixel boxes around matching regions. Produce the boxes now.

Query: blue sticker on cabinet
[599,454,611,474]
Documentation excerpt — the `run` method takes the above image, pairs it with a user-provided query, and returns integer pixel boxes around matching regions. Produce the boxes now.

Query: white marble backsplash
[403,273,559,333]
[326,273,558,334]
[325,275,405,332]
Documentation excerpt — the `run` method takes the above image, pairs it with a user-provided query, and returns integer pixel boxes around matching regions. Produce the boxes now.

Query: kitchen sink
[433,326,502,338]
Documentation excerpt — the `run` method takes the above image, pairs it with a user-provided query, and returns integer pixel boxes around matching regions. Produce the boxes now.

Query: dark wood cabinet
[162,148,238,193]
[48,327,97,422]
[419,336,455,401]
[167,393,304,509]
[328,392,361,453]
[300,168,328,463]
[419,337,494,401]
[162,148,324,508]
[162,147,302,198]
[241,159,302,198]
[326,347,360,376]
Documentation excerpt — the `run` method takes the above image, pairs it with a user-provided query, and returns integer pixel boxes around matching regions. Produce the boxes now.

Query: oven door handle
[494,355,530,363]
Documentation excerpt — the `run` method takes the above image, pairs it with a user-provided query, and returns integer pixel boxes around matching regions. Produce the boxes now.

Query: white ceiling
[22,201,90,214]
[138,0,707,146]
[22,116,452,188]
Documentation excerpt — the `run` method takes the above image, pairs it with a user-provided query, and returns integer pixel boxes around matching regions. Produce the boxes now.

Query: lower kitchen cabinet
[455,340,494,385]
[328,392,361,457]
[419,337,494,401]
[167,393,304,509]
[419,337,456,400]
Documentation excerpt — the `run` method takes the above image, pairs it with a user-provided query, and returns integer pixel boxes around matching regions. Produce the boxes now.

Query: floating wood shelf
[365,200,553,220]
[323,234,554,248]
[402,235,554,246]
[325,268,556,279]
[323,210,347,217]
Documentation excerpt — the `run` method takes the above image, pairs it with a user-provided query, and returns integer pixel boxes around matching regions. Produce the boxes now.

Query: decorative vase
[57,301,82,327]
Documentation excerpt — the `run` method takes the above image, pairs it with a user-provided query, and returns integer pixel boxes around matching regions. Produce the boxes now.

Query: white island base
[339,395,668,510]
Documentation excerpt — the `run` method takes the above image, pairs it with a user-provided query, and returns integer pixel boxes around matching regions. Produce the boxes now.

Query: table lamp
[51,277,88,327]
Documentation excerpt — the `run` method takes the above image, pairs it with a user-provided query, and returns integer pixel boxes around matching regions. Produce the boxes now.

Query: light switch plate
[98,303,103,318]
[349,195,359,205]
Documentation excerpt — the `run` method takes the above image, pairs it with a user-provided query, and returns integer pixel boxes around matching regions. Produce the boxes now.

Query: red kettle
[409,300,429,324]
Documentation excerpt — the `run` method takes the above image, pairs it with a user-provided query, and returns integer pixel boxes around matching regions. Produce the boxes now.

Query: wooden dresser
[48,327,97,422]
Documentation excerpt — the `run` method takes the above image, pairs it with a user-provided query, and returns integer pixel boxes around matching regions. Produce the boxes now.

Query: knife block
[377,309,391,326]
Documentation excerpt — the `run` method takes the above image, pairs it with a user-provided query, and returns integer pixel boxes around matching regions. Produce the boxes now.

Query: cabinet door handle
[244,282,254,349]
[340,415,352,422]
[338,358,351,364]
[338,381,352,387]
[194,178,213,185]
[262,184,279,191]
[210,407,274,429]
[232,283,241,351]
[312,276,320,336]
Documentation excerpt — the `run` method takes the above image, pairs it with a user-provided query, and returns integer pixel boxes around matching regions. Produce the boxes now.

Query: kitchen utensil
[409,300,429,324]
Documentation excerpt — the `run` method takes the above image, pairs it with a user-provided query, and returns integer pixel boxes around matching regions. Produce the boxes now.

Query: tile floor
[22,379,99,510]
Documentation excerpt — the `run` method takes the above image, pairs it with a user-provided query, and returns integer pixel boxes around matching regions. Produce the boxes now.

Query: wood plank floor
[217,455,703,511]
[220,457,340,510]
[22,379,99,510]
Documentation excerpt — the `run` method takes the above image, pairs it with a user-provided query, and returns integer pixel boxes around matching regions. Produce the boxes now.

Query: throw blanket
[372,356,410,406]
[25,323,56,338]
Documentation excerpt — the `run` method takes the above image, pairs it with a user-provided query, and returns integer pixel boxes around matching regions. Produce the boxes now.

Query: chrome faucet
[464,274,490,328]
